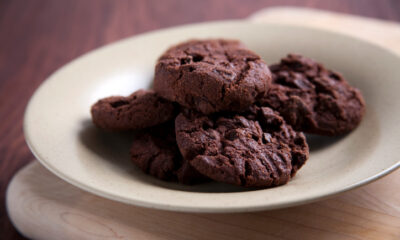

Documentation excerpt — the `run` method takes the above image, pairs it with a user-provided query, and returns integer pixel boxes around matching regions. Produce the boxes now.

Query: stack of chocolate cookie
[91,39,365,188]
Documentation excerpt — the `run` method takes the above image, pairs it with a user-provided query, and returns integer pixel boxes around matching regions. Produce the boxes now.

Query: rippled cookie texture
[154,39,271,114]
[91,90,176,131]
[259,54,365,136]
[175,107,309,188]
[130,122,205,184]
[91,39,364,187]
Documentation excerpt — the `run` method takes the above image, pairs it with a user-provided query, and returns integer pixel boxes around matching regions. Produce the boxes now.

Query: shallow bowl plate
[24,21,400,212]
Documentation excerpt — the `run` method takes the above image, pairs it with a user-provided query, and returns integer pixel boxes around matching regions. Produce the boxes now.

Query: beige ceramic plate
[24,21,400,213]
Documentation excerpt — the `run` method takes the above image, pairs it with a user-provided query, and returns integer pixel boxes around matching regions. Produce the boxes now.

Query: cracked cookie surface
[130,122,206,184]
[175,107,309,188]
[91,89,176,131]
[154,39,271,114]
[259,54,365,136]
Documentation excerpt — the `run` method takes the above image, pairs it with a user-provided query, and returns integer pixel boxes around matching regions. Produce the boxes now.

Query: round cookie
[91,89,176,131]
[175,107,309,188]
[259,54,365,136]
[130,122,205,184]
[154,39,271,114]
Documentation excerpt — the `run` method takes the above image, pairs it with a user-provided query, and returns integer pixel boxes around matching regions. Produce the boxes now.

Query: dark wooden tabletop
[1,0,399,239]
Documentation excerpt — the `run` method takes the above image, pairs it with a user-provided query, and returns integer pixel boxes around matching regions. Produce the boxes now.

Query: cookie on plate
[154,39,271,114]
[259,54,365,136]
[130,122,205,184]
[91,89,176,131]
[175,107,309,188]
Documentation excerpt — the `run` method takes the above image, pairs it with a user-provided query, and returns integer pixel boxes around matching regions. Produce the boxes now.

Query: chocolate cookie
[175,107,309,188]
[91,89,176,131]
[259,54,365,136]
[154,39,271,114]
[130,122,205,184]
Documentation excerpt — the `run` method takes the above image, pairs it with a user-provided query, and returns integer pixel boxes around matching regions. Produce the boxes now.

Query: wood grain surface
[7,161,400,240]
[1,1,400,239]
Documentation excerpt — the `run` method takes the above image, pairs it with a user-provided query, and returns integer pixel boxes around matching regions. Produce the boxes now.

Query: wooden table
[1,1,399,239]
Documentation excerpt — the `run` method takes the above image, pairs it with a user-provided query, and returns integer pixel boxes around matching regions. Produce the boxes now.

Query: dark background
[1,0,399,238]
